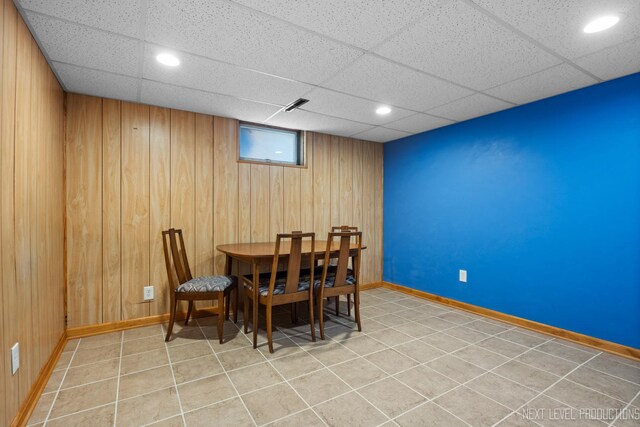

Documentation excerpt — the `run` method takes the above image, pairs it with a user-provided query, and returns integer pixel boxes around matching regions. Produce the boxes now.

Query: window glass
[239,123,302,165]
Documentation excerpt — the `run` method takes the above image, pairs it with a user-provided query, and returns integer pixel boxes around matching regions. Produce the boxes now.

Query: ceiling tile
[374,0,560,90]
[145,0,362,84]
[574,37,640,80]
[352,127,411,143]
[52,62,139,102]
[142,44,313,106]
[266,109,373,137]
[323,54,473,111]
[140,80,280,122]
[303,88,415,126]
[484,64,598,105]
[24,12,141,77]
[385,113,454,134]
[472,0,640,59]
[18,0,145,38]
[426,93,512,122]
[231,0,446,50]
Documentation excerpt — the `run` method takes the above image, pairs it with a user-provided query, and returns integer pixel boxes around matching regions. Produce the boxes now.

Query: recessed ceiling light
[583,15,619,33]
[156,53,180,66]
[376,106,391,115]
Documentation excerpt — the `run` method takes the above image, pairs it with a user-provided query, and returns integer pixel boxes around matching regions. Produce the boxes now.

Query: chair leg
[233,282,239,324]
[225,289,231,321]
[243,288,249,334]
[354,291,362,332]
[309,294,316,342]
[165,295,178,342]
[266,303,274,354]
[318,292,325,340]
[335,296,340,316]
[217,293,225,344]
[252,296,259,349]
[347,294,351,317]
[185,301,194,325]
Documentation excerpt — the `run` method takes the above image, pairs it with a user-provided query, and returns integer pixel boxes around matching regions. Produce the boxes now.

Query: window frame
[237,121,307,168]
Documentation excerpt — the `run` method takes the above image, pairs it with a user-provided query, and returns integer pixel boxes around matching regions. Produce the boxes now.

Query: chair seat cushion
[313,271,356,288]
[243,272,311,296]
[176,275,235,293]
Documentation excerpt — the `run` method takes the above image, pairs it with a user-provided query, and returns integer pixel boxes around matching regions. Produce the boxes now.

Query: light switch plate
[144,286,154,301]
[459,270,467,283]
[11,343,19,375]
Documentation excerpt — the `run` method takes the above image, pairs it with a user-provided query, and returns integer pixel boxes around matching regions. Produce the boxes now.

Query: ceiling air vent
[284,98,309,112]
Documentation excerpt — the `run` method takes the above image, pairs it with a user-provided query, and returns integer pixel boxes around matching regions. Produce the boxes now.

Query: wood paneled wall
[65,94,384,328]
[0,0,66,424]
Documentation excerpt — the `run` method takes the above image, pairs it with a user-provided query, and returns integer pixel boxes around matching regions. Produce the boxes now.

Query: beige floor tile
[228,362,283,394]
[62,339,79,353]
[360,318,388,333]
[62,358,120,389]
[307,342,359,366]
[122,336,166,357]
[522,395,605,427]
[435,386,512,427]
[395,340,445,363]
[495,413,543,427]
[119,365,175,400]
[168,341,213,363]
[476,336,530,358]
[499,330,549,348]
[367,328,413,346]
[535,341,595,364]
[178,373,237,412]
[123,325,164,341]
[270,351,324,380]
[201,323,242,341]
[494,360,561,392]
[242,383,307,425]
[28,392,56,424]
[43,370,64,393]
[444,326,491,344]
[323,324,361,341]
[546,379,628,412]
[172,354,223,385]
[426,355,486,383]
[266,409,325,426]
[217,346,267,371]
[77,331,122,350]
[467,373,538,410]
[420,332,469,352]
[330,358,388,389]
[314,391,388,426]
[46,403,115,427]
[289,368,351,406]
[359,377,426,418]
[516,349,579,376]
[257,337,304,359]
[116,387,181,426]
[394,365,459,399]
[394,298,428,309]
[396,402,468,427]
[146,415,185,427]
[49,378,117,419]
[586,353,640,384]
[391,321,437,339]
[184,397,253,427]
[366,349,418,375]
[437,312,476,325]
[120,347,169,375]
[567,366,640,403]
[374,313,409,327]
[165,327,207,347]
[70,343,121,367]
[208,333,252,353]
[466,319,511,335]
[453,345,510,370]
[54,351,73,371]
[416,316,458,331]
[339,335,388,356]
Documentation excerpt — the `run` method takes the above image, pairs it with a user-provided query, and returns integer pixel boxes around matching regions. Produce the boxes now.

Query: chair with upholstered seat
[242,231,316,352]
[315,229,362,339]
[162,228,238,343]
[328,226,358,316]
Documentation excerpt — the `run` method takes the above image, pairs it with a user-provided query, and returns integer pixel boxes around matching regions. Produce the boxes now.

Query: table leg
[252,261,260,349]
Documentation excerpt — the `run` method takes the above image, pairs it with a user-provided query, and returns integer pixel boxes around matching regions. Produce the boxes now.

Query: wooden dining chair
[315,230,362,339]
[329,226,358,316]
[162,228,238,343]
[242,231,316,353]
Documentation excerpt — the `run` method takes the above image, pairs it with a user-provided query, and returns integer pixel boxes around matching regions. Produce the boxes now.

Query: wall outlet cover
[11,343,19,375]
[144,286,154,301]
[459,270,467,283]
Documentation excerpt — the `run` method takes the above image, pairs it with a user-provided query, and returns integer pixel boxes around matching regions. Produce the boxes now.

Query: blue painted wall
[384,73,640,348]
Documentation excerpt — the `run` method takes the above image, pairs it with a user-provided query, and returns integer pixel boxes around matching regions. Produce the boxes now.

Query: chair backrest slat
[176,229,193,281]
[169,229,190,285]
[162,229,177,290]
[323,230,362,288]
[268,231,315,298]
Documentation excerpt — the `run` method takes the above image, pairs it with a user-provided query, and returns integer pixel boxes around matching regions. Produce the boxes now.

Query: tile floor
[28,288,640,426]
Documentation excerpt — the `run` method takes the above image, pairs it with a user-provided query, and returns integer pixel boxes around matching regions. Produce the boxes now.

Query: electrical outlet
[459,269,467,283]
[144,286,154,301]
[11,343,19,375]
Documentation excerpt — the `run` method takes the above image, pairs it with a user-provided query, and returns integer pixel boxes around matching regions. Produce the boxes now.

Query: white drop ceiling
[15,0,640,142]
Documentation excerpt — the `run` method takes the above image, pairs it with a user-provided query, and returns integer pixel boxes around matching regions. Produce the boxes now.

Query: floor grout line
[112,332,124,427]
[42,337,81,425]
[162,329,188,427]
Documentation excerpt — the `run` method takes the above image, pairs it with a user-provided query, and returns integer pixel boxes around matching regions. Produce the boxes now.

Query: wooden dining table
[216,240,365,346]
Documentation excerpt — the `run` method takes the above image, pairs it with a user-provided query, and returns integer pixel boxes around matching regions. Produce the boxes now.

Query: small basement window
[239,122,304,166]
